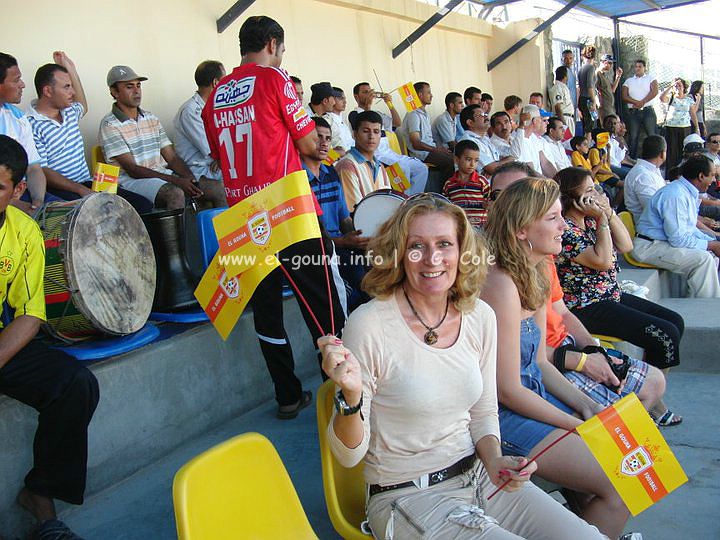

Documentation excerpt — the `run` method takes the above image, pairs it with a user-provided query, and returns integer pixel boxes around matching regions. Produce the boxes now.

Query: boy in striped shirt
[442,139,491,228]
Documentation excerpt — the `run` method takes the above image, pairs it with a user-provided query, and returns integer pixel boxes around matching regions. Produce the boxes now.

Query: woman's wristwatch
[334,390,363,417]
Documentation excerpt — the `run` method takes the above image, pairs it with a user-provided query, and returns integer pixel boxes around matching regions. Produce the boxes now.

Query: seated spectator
[454,85,482,140]
[458,104,513,176]
[442,139,490,228]
[401,82,453,175]
[291,75,304,103]
[490,160,540,195]
[480,92,494,114]
[489,111,513,157]
[28,54,152,214]
[510,104,555,177]
[670,135,720,223]
[555,166,684,426]
[308,82,346,156]
[173,60,229,208]
[624,135,666,222]
[352,81,400,131]
[549,66,576,136]
[589,129,622,188]
[603,115,635,179]
[0,136,99,540]
[331,86,354,152]
[321,193,606,540]
[634,155,720,297]
[301,117,368,310]
[335,110,390,211]
[482,177,633,538]
[432,91,462,150]
[542,116,572,171]
[503,95,523,130]
[706,132,720,167]
[570,135,593,174]
[0,52,47,212]
[99,65,224,210]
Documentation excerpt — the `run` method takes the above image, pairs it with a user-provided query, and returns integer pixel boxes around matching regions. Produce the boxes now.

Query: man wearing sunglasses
[457,104,513,176]
[706,133,720,168]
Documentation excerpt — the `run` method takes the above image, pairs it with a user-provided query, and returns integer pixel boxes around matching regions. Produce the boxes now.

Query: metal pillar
[216,0,257,34]
[487,0,583,71]
[391,0,464,59]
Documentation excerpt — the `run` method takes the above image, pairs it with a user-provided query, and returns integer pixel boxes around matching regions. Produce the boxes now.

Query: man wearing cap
[99,65,224,210]
[596,54,622,124]
[173,60,228,206]
[202,15,346,419]
[549,66,575,136]
[622,59,659,158]
[307,82,345,155]
[28,53,153,213]
[510,104,555,177]
[0,52,47,213]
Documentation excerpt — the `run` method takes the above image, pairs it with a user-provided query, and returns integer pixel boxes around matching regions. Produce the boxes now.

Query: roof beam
[487,0,583,71]
[391,0,465,59]
[216,0,256,34]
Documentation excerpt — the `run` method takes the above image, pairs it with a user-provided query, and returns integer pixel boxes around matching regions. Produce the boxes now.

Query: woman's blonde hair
[484,177,560,310]
[362,194,487,313]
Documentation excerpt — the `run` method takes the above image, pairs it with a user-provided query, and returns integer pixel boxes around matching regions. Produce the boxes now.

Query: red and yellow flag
[576,393,687,515]
[397,82,422,112]
[386,163,411,193]
[92,163,120,194]
[322,148,341,167]
[212,170,321,277]
[194,252,279,340]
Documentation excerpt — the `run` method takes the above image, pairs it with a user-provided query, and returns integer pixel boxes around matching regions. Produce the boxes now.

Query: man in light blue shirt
[562,49,579,122]
[432,91,462,151]
[633,154,720,297]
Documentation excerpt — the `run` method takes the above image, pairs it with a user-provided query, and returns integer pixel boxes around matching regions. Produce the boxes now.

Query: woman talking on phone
[554,167,685,426]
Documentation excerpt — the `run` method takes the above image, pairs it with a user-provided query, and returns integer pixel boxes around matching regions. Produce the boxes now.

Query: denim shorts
[499,393,575,457]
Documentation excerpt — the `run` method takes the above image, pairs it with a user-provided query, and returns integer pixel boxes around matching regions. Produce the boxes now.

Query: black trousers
[572,293,684,369]
[0,340,99,504]
[250,236,346,406]
[664,126,691,179]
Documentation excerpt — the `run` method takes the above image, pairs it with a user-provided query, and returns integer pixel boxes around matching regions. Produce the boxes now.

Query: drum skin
[40,193,156,338]
[352,189,407,237]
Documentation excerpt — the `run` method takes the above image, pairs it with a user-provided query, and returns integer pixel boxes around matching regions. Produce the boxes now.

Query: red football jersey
[202,63,316,208]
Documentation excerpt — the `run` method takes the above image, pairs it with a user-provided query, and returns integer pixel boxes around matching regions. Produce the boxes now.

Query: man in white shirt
[705,132,720,167]
[351,81,400,132]
[489,111,512,157]
[432,91,462,151]
[331,86,354,152]
[454,86,482,141]
[603,114,635,179]
[457,104,513,176]
[622,59,659,158]
[624,135,666,222]
[542,116,572,171]
[401,82,453,175]
[549,66,575,136]
[510,105,555,177]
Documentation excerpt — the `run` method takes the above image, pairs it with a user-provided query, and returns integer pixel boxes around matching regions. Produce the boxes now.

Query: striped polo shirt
[27,101,91,182]
[98,104,173,183]
[442,170,491,228]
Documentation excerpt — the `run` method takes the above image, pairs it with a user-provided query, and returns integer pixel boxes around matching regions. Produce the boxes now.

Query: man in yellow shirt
[0,135,98,539]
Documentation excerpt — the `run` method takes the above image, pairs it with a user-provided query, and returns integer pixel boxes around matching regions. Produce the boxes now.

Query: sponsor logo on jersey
[284,81,298,101]
[214,77,256,110]
[292,107,308,123]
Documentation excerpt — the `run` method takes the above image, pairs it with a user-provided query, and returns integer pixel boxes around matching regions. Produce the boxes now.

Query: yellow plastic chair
[385,130,403,156]
[173,432,318,540]
[316,379,369,540]
[618,211,659,269]
[90,145,105,174]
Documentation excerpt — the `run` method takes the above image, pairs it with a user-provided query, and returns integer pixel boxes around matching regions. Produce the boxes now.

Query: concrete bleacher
[0,299,316,538]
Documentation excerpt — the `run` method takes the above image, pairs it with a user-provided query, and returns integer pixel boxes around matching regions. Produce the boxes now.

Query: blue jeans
[625,107,657,159]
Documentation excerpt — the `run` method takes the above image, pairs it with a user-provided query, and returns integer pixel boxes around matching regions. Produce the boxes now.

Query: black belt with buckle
[636,233,654,242]
[368,454,476,497]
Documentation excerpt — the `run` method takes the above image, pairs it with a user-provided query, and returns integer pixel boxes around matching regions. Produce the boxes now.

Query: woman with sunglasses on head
[481,178,636,540]
[660,78,699,177]
[319,193,606,539]
[554,167,684,426]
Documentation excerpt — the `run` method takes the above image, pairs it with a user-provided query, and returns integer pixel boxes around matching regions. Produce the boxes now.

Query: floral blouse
[556,216,621,310]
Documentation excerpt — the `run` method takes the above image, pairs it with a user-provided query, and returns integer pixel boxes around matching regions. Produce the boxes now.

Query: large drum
[352,189,408,237]
[37,193,156,341]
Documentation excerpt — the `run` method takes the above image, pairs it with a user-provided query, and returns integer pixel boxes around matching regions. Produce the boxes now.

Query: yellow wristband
[575,352,588,372]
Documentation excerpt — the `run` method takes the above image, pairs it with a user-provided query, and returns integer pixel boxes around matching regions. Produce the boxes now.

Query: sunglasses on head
[402,192,451,206]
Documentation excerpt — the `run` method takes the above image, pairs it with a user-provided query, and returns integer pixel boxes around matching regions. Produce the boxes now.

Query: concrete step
[42,372,718,540]
[658,298,720,373]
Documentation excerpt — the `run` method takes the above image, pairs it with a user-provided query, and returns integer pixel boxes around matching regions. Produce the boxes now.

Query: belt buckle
[413,474,430,489]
